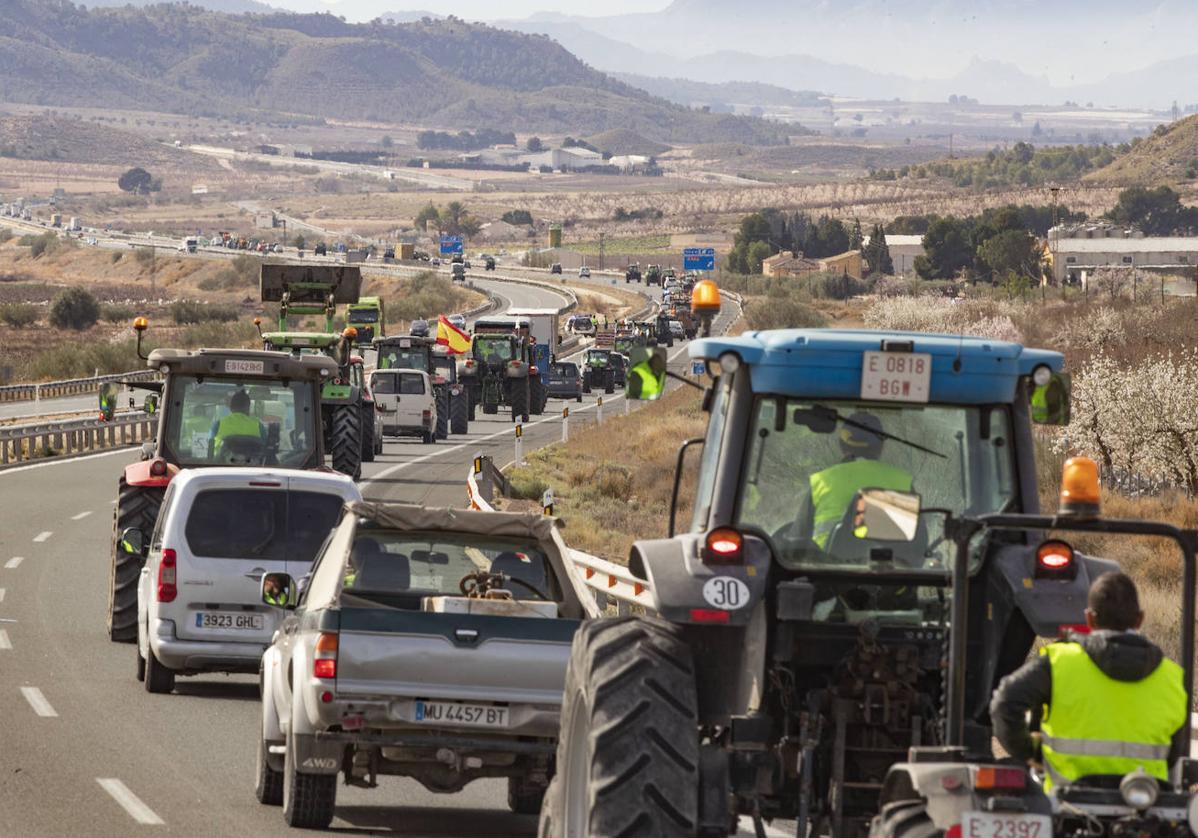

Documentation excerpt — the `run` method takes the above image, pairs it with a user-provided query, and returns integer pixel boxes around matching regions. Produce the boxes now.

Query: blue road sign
[439,235,464,256]
[691,360,706,376]
[683,247,715,271]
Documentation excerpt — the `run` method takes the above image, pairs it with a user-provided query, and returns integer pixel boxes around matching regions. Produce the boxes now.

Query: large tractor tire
[450,391,469,435]
[435,387,450,440]
[360,405,376,463]
[582,373,592,394]
[540,617,699,838]
[467,388,477,422]
[530,375,546,416]
[604,373,614,395]
[108,478,164,643]
[330,404,362,481]
[869,800,942,838]
[509,377,530,423]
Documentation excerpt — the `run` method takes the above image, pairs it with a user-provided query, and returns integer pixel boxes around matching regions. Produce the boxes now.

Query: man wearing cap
[990,571,1186,792]
[805,412,914,550]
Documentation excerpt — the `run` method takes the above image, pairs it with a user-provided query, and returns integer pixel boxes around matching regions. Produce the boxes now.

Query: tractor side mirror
[852,488,922,543]
[624,347,667,401]
[261,572,296,610]
[99,382,119,421]
[1030,371,1071,426]
[119,527,146,557]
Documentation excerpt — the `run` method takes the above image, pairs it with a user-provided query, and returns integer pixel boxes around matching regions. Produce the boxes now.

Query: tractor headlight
[1119,768,1159,811]
[1032,364,1052,387]
[718,353,741,374]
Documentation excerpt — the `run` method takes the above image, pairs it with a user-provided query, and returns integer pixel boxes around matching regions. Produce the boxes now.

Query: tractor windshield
[474,335,515,364]
[586,350,609,367]
[736,398,1017,583]
[347,308,379,324]
[162,375,318,468]
[378,345,430,371]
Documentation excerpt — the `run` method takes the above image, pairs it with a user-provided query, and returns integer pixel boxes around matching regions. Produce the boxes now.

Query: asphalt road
[0,276,760,836]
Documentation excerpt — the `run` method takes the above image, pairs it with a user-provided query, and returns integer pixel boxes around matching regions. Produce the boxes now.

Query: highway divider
[0,411,153,467]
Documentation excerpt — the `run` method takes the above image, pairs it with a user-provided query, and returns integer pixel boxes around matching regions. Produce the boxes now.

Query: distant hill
[82,0,279,12]
[613,74,825,111]
[0,114,223,171]
[0,2,793,145]
[583,129,670,156]
[1086,117,1198,185]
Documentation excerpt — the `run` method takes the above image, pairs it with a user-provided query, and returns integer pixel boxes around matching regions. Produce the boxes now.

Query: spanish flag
[436,314,472,354]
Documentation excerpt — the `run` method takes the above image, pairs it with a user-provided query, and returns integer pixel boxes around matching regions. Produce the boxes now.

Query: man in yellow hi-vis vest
[627,352,666,400]
[209,390,265,459]
[803,412,913,550]
[991,571,1187,791]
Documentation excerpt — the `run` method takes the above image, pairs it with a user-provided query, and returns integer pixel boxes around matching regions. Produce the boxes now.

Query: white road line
[0,446,134,478]
[5,556,24,570]
[20,687,57,717]
[71,511,93,520]
[32,531,52,543]
[0,588,5,602]
[97,779,165,826]
[0,630,10,650]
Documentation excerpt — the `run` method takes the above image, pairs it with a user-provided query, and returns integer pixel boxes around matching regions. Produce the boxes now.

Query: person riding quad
[209,389,266,459]
[990,571,1187,792]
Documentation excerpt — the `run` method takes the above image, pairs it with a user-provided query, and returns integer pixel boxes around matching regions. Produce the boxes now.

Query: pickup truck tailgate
[336,607,580,705]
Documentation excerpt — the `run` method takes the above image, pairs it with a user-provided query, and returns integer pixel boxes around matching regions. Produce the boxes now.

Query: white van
[133,468,361,694]
[369,369,436,444]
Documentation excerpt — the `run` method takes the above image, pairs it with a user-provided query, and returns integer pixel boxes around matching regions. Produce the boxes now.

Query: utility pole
[598,232,605,271]
[1050,185,1061,297]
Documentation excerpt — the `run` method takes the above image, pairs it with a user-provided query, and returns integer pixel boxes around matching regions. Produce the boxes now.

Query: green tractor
[582,348,616,394]
[462,321,537,422]
[346,295,384,347]
[258,264,370,480]
[375,332,470,438]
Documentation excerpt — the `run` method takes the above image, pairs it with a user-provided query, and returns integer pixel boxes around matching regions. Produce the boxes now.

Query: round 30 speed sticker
[702,576,750,610]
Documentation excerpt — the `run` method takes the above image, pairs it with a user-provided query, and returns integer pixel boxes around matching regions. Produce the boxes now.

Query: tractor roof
[689,329,1063,405]
[374,334,436,347]
[262,331,343,348]
[146,347,337,379]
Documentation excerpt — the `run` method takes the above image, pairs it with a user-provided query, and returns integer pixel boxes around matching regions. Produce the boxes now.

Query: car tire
[282,733,336,829]
[136,646,146,683]
[144,646,175,694]
[508,776,547,816]
[869,799,941,837]
[255,715,284,806]
[423,430,435,445]
[540,617,699,838]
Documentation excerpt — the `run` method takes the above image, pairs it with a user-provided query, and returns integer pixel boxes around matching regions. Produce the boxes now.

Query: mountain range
[0,1,791,144]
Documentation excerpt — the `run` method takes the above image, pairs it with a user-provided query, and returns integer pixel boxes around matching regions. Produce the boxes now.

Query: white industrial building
[1048,226,1198,285]
[459,146,611,172]
[863,234,925,275]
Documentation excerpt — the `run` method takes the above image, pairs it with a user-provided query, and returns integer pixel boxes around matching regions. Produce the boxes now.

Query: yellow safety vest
[630,364,662,399]
[1040,641,1186,791]
[264,590,288,607]
[213,412,262,453]
[809,459,913,548]
[1030,384,1049,423]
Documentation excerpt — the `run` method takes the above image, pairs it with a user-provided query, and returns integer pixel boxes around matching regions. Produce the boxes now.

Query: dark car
[314,242,328,256]
[546,362,583,402]
[550,263,563,275]
[608,352,628,387]
[484,257,496,271]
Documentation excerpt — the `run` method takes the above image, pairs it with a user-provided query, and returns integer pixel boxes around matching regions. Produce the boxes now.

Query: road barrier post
[515,423,524,465]
[561,406,569,443]
[473,454,493,505]
[542,488,554,516]
[624,397,630,416]
[34,384,39,406]
[597,396,603,425]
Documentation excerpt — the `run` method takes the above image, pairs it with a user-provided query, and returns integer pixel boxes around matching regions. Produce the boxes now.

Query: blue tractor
[542,329,1142,837]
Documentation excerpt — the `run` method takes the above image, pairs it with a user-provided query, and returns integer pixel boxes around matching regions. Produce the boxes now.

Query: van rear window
[399,374,425,395]
[184,489,344,563]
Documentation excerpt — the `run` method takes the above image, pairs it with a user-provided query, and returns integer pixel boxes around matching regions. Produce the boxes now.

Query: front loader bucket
[260,264,362,305]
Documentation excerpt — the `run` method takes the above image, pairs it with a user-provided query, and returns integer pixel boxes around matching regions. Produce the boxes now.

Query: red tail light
[974,766,1027,790]
[157,548,177,602]
[149,458,168,477]
[314,632,338,680]
[1036,540,1077,580]
[689,608,730,624]
[704,527,744,564]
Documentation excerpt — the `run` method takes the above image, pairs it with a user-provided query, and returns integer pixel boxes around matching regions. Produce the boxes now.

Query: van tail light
[157,548,177,602]
[313,632,338,680]
[974,766,1027,790]
[704,527,744,565]
[1035,540,1077,580]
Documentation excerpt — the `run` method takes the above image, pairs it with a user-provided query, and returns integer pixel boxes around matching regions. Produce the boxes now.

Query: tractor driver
[799,412,914,552]
[209,389,266,459]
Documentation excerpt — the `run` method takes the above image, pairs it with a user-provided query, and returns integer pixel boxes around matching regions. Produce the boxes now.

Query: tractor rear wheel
[360,405,376,463]
[450,391,469,435]
[869,800,942,837]
[435,387,450,440]
[540,617,699,838]
[330,404,362,481]
[510,378,530,423]
[467,388,477,421]
[530,375,546,416]
[108,478,164,643]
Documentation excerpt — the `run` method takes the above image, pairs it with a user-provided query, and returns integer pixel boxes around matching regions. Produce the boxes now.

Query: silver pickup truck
[254,502,588,829]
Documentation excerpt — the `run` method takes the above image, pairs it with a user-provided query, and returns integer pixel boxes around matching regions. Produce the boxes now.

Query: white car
[578,266,591,278]
[369,369,437,444]
[132,468,361,694]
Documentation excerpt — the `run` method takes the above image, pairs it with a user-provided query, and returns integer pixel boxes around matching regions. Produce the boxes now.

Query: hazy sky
[307,0,669,19]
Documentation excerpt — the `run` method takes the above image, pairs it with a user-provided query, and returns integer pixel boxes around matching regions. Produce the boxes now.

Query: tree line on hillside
[869,142,1123,188]
[416,129,517,151]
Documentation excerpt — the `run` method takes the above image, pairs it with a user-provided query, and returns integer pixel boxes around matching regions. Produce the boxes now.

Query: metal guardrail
[0,370,156,404]
[0,411,154,466]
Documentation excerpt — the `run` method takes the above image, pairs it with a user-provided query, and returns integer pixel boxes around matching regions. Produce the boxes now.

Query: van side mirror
[852,489,922,542]
[625,347,667,401]
[119,527,146,556]
[1030,372,1071,426]
[261,572,296,609]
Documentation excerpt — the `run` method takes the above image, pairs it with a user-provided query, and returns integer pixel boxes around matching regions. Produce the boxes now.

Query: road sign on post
[683,247,716,272]
[439,235,464,256]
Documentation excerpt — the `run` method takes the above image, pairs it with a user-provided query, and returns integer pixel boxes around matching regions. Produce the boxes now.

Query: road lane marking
[20,687,57,717]
[5,557,24,569]
[0,446,134,477]
[97,779,165,826]
[71,511,93,520]
[0,588,5,602]
[32,531,52,543]
[0,630,10,650]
